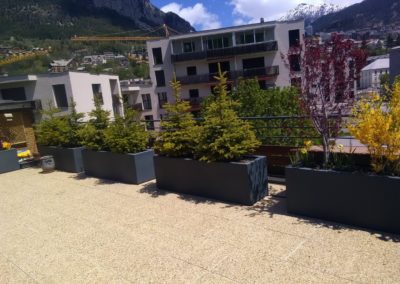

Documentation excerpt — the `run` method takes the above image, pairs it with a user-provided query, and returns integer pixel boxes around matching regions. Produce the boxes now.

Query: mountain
[0,0,194,40]
[313,0,400,32]
[281,3,342,26]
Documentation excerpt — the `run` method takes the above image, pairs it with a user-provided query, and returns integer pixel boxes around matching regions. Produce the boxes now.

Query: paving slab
[0,168,399,283]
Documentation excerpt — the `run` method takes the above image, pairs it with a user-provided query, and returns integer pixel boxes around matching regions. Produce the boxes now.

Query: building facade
[390,46,400,83]
[144,20,305,126]
[0,72,123,121]
[360,58,390,90]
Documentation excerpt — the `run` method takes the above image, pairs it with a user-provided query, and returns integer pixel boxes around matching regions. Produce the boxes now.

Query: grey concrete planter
[82,149,155,184]
[154,155,267,205]
[38,145,84,173]
[0,149,20,174]
[286,166,400,234]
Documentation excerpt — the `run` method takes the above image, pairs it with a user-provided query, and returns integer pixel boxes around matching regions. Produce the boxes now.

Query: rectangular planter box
[38,145,84,173]
[154,155,268,205]
[82,149,155,184]
[286,166,400,234]
[0,149,20,174]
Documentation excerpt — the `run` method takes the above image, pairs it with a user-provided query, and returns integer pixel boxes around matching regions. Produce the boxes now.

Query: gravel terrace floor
[1,168,399,283]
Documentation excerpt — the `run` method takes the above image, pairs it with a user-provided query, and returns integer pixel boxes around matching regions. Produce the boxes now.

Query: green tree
[104,108,148,154]
[154,76,199,157]
[78,98,110,151]
[195,66,260,162]
[35,101,84,147]
[231,79,316,145]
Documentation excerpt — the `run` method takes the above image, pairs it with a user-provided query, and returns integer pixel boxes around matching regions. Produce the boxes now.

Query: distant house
[360,58,389,90]
[83,55,106,65]
[0,72,123,123]
[50,59,76,73]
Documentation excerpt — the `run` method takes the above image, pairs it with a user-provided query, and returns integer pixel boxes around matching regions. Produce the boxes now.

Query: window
[52,84,69,109]
[205,36,230,50]
[92,84,103,105]
[255,30,265,42]
[236,31,254,45]
[209,61,230,74]
[152,47,163,65]
[157,92,168,108]
[183,41,195,53]
[242,57,265,70]
[144,115,154,130]
[141,93,152,110]
[289,29,300,47]
[187,66,197,76]
[155,70,166,87]
[189,89,199,98]
[289,55,301,72]
[1,87,26,101]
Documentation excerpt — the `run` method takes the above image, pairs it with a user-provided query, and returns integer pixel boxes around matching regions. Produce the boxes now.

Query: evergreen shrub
[35,101,84,147]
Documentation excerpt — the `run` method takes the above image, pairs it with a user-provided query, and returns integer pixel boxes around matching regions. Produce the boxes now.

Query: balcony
[171,41,278,63]
[176,66,279,85]
[183,97,203,111]
[233,66,279,79]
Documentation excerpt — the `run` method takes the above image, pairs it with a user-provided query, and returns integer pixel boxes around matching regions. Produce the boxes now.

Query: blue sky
[152,0,362,31]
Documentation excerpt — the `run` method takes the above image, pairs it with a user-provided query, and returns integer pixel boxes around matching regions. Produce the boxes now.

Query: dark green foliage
[195,67,260,162]
[155,76,199,157]
[231,79,318,146]
[78,99,110,151]
[35,100,84,147]
[0,0,142,40]
[104,108,149,154]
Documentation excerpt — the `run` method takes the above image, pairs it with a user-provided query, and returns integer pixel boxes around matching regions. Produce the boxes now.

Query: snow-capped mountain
[280,3,342,25]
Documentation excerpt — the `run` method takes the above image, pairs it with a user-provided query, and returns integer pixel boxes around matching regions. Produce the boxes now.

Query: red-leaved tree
[287,33,367,167]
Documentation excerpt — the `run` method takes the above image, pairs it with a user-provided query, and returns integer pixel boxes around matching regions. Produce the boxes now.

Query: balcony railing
[171,41,278,63]
[233,66,279,78]
[176,66,279,85]
[183,97,203,111]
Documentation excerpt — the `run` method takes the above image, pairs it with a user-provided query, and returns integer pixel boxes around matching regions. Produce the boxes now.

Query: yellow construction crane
[71,36,161,42]
[0,50,49,67]
[71,24,172,42]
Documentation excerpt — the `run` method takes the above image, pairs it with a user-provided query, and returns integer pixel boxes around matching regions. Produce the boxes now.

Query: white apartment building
[142,20,304,126]
[360,58,390,90]
[120,79,156,130]
[0,72,123,121]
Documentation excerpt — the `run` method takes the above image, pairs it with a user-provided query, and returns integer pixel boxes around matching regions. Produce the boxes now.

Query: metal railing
[176,66,279,85]
[171,41,278,63]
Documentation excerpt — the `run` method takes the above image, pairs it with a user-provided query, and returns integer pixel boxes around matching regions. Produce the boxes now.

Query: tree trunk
[321,136,330,168]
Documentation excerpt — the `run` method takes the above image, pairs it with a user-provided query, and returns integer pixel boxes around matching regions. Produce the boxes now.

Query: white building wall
[68,72,121,120]
[0,72,122,121]
[145,20,304,122]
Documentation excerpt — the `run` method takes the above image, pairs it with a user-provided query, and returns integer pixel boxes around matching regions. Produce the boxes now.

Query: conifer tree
[104,107,148,154]
[195,65,260,162]
[78,98,110,151]
[154,75,199,157]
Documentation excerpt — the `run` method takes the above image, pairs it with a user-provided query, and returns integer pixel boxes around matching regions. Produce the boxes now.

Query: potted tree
[285,35,400,234]
[79,100,154,184]
[154,67,267,205]
[35,102,85,173]
[0,134,19,174]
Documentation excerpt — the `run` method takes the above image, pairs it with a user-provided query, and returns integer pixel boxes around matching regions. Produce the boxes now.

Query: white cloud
[229,0,363,25]
[161,2,222,31]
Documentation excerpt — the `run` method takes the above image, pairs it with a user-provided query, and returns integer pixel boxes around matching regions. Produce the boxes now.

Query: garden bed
[286,166,400,234]
[82,149,155,184]
[154,155,267,205]
[38,145,84,173]
[0,149,20,174]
